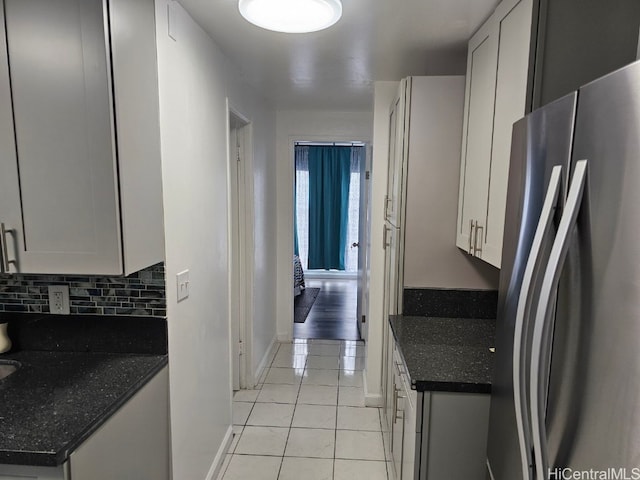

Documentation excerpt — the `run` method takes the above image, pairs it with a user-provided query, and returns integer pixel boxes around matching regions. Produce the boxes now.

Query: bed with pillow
[294,255,305,296]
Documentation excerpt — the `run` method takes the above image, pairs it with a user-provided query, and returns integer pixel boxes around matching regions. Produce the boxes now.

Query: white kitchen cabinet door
[391,363,404,479]
[401,389,417,480]
[0,0,122,275]
[456,20,499,257]
[422,392,490,480]
[69,367,170,480]
[385,79,409,228]
[0,0,163,275]
[397,354,418,480]
[456,0,533,268]
[482,0,533,267]
[381,322,395,464]
[0,464,68,479]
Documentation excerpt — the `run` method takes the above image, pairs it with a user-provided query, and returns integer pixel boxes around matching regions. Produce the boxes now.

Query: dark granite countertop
[0,351,167,466]
[389,315,495,394]
[0,313,168,467]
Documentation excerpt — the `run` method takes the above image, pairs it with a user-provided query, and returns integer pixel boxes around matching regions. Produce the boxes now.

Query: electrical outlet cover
[48,285,70,314]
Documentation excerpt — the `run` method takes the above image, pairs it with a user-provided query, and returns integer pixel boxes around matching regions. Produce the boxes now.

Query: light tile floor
[219,339,390,480]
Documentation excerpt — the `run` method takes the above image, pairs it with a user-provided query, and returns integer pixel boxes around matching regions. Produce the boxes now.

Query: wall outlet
[48,285,70,314]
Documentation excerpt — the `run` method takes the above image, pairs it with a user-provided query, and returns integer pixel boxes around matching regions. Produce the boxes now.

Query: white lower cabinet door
[391,368,405,479]
[69,367,170,480]
[0,464,68,479]
[401,387,417,480]
[422,392,491,480]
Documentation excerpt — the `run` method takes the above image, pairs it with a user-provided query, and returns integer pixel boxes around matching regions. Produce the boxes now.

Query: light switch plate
[176,270,190,302]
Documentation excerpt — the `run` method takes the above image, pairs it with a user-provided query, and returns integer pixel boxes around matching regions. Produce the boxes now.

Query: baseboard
[205,425,233,480]
[253,334,278,386]
[363,373,383,407]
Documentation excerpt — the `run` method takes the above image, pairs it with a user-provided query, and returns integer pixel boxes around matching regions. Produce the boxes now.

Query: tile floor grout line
[276,359,305,479]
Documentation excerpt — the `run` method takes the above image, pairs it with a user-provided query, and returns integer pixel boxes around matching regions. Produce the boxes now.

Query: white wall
[275,110,373,340]
[154,2,277,478]
[365,82,398,404]
[402,76,499,289]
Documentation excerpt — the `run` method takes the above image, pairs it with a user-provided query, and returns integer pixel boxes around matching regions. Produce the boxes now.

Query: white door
[356,145,372,340]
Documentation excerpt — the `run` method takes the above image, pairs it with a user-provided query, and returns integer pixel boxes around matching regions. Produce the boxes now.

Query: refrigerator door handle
[513,165,563,480]
[530,160,588,480]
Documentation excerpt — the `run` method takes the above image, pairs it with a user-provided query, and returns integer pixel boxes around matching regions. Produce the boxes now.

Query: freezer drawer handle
[530,160,588,480]
[512,165,563,480]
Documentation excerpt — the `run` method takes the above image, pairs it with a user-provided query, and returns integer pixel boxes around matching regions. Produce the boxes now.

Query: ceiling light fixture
[238,0,342,33]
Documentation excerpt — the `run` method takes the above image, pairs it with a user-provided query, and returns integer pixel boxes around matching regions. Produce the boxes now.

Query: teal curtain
[308,146,351,270]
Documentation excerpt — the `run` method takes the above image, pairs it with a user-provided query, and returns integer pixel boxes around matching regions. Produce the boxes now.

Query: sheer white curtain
[295,145,363,273]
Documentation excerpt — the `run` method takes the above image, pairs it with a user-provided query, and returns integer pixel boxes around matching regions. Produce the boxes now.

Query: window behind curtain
[295,145,363,273]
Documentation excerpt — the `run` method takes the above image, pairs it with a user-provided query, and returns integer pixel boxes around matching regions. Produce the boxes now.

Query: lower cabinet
[0,367,169,480]
[0,465,68,480]
[420,392,490,480]
[383,326,490,480]
[391,347,418,480]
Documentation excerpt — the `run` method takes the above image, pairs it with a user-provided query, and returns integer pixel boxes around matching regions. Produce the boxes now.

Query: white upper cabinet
[385,78,410,228]
[0,0,164,275]
[456,0,533,268]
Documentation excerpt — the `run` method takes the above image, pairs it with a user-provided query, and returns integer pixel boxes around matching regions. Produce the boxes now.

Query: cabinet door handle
[383,225,389,248]
[0,223,9,273]
[392,387,398,424]
[395,392,406,420]
[474,222,484,256]
[468,219,475,255]
[384,195,392,218]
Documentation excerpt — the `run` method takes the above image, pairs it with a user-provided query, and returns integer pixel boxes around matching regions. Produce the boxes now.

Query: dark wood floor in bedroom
[293,278,361,341]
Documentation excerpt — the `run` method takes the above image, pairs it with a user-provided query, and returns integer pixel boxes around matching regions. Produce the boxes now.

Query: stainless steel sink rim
[0,359,21,380]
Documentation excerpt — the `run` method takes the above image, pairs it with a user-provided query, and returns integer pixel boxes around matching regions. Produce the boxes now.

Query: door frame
[227,101,255,390]
[287,136,371,340]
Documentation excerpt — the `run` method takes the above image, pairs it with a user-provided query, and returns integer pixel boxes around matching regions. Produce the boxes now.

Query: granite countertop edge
[0,353,168,467]
[389,314,494,394]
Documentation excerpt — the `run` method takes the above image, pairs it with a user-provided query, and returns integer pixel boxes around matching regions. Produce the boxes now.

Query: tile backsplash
[402,287,498,319]
[0,263,166,316]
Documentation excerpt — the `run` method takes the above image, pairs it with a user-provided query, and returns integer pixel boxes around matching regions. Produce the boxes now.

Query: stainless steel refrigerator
[486,60,640,480]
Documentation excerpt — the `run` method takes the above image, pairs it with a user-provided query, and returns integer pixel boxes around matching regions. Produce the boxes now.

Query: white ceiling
[179,0,500,111]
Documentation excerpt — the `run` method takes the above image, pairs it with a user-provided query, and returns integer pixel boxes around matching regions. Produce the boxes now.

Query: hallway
[220,339,388,480]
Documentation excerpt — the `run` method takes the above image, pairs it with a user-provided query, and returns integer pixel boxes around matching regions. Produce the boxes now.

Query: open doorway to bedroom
[292,141,370,341]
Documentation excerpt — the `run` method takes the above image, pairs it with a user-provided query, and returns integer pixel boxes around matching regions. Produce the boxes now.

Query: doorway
[292,141,371,341]
[228,105,254,390]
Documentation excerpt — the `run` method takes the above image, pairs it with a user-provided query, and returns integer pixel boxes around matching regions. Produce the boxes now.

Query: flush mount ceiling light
[239,0,342,33]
